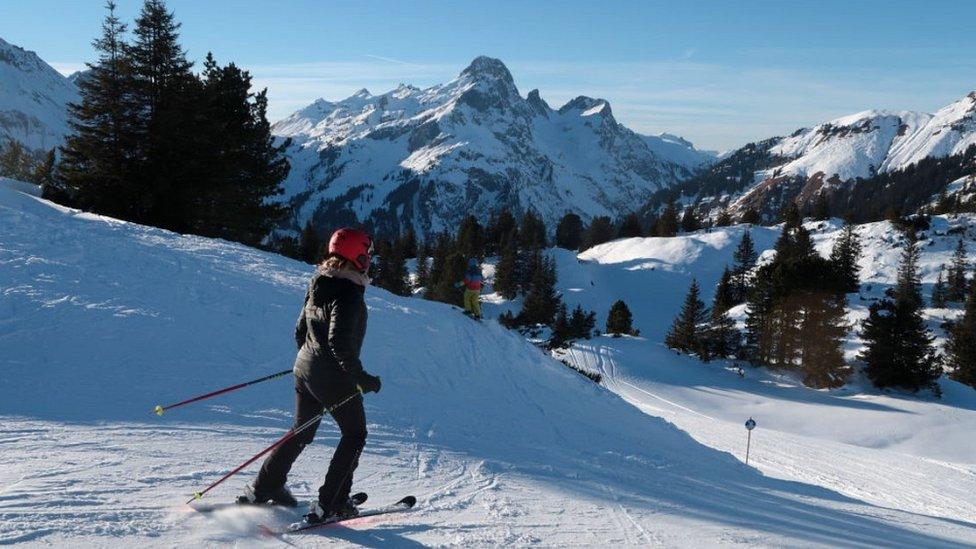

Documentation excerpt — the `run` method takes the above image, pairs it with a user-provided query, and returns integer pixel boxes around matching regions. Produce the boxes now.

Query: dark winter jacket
[293,273,368,382]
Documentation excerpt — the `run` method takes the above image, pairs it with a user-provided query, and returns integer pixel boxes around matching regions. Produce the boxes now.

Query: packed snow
[4,181,976,546]
[486,218,976,531]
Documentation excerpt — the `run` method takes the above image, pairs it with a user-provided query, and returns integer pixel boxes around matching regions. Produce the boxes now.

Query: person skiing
[457,258,483,319]
[239,227,382,524]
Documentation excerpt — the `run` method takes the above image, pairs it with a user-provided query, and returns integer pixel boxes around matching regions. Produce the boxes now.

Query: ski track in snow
[3,183,976,546]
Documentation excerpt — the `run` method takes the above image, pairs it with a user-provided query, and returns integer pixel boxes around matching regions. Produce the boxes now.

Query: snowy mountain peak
[459,55,515,85]
[272,56,713,237]
[0,36,78,154]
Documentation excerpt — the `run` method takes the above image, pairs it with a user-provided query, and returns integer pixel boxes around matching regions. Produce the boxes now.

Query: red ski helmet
[328,227,373,271]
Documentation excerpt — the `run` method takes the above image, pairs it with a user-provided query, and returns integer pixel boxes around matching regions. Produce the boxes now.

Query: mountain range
[272,56,715,237]
[0,37,77,156]
[1,35,973,236]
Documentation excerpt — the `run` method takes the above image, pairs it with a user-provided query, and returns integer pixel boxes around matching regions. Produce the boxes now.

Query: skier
[240,227,382,524]
[457,258,483,319]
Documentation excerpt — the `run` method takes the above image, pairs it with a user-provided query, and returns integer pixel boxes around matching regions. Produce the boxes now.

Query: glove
[355,371,382,394]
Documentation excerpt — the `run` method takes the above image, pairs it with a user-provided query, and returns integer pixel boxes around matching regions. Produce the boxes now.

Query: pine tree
[812,192,831,221]
[519,210,547,250]
[0,141,35,180]
[456,215,484,260]
[947,239,969,302]
[947,281,976,387]
[486,209,517,255]
[548,303,571,349]
[569,304,596,339]
[931,265,948,308]
[782,202,802,229]
[655,200,679,237]
[617,212,643,239]
[712,267,735,316]
[582,216,614,249]
[715,209,732,227]
[518,252,559,325]
[829,221,862,293]
[297,222,321,264]
[58,1,141,218]
[493,229,519,299]
[191,53,289,245]
[398,228,418,258]
[32,149,56,190]
[415,251,430,290]
[732,230,758,303]
[665,279,709,355]
[860,233,940,391]
[606,300,635,336]
[555,212,584,250]
[740,208,761,225]
[680,206,701,233]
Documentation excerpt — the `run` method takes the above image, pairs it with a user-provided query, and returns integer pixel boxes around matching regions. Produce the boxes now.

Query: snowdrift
[2,185,974,546]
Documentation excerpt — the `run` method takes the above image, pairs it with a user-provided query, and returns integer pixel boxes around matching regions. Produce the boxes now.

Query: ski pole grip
[154,405,164,416]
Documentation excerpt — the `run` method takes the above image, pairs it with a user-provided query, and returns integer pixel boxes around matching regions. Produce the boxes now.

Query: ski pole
[153,369,292,416]
[187,390,362,504]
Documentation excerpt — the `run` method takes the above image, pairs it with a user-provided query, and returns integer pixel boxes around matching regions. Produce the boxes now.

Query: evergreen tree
[665,279,709,356]
[680,206,701,233]
[859,234,940,391]
[428,251,466,305]
[32,149,57,191]
[782,202,802,229]
[947,239,969,302]
[655,200,679,237]
[569,304,597,340]
[617,212,643,239]
[456,215,484,260]
[486,209,516,255]
[518,252,559,325]
[812,192,831,221]
[548,303,571,349]
[0,141,30,180]
[297,222,321,264]
[191,53,289,244]
[931,265,948,308]
[415,251,430,290]
[740,208,761,225]
[582,216,614,249]
[732,230,758,303]
[398,228,418,258]
[555,212,584,250]
[745,223,850,387]
[493,230,519,299]
[715,209,732,227]
[829,221,862,293]
[712,266,735,316]
[519,210,547,250]
[947,281,976,387]
[58,1,141,218]
[606,300,635,336]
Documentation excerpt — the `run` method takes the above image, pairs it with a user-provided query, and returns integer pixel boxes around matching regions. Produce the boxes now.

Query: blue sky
[3,0,974,151]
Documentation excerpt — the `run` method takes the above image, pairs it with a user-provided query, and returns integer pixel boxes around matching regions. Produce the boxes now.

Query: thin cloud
[363,54,415,66]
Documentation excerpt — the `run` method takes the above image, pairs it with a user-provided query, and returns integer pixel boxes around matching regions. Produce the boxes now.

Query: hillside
[2,179,974,546]
[272,56,714,239]
[0,37,77,154]
[479,217,976,529]
[646,93,976,223]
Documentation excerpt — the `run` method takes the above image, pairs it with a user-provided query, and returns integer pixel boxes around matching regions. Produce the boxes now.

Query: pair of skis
[263,495,417,536]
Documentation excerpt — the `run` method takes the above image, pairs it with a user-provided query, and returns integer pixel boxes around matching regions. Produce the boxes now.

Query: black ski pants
[254,374,366,509]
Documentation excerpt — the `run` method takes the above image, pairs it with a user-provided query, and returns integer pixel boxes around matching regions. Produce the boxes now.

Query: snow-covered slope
[662,92,976,222]
[0,37,77,154]
[478,218,976,532]
[4,184,975,546]
[273,56,713,238]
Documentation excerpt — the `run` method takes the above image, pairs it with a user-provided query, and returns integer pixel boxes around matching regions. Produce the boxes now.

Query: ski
[261,495,416,536]
[190,492,367,514]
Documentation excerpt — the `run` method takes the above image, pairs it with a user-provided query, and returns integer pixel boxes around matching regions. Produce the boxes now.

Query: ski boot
[302,499,360,525]
[237,483,299,507]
